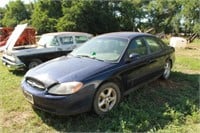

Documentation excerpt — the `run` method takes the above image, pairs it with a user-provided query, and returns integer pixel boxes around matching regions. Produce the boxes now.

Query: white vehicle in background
[1,24,93,70]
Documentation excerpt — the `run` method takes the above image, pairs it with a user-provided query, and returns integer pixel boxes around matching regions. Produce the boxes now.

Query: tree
[147,0,181,33]
[0,7,6,27]
[31,0,62,34]
[116,0,146,31]
[179,0,200,34]
[57,0,120,34]
[2,0,30,27]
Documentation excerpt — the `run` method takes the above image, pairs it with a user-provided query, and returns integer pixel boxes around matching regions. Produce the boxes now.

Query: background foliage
[0,0,199,35]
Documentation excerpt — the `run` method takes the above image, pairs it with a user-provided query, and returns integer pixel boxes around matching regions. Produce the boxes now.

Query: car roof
[97,32,154,39]
[43,32,93,37]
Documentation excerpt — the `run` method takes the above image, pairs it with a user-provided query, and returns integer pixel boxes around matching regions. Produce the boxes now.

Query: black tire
[28,59,42,69]
[161,60,172,80]
[93,82,121,115]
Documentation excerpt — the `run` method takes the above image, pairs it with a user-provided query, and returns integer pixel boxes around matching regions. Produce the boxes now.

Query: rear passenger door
[143,36,165,77]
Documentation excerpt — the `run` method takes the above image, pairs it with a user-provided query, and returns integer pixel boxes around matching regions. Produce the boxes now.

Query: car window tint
[145,37,162,53]
[75,36,88,44]
[59,36,73,45]
[127,38,147,56]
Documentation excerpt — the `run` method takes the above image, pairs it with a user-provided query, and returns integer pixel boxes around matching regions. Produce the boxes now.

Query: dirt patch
[175,44,200,59]
[2,111,33,128]
[185,47,199,50]
[175,53,200,60]
[180,69,200,74]
[149,79,183,89]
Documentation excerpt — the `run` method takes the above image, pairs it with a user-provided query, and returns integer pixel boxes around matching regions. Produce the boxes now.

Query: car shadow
[9,69,27,76]
[34,71,199,132]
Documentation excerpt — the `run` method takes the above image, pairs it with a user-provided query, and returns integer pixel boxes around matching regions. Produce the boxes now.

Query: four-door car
[21,32,175,115]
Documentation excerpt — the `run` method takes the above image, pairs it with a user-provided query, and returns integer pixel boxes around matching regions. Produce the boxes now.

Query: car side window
[59,36,73,45]
[49,37,59,46]
[127,38,148,56]
[145,37,162,53]
[75,36,88,44]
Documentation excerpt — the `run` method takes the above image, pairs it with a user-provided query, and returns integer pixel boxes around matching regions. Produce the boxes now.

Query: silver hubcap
[164,62,171,78]
[98,87,117,112]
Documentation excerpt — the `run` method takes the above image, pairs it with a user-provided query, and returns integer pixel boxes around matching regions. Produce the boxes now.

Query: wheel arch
[92,77,123,115]
[166,57,173,68]
[95,76,125,96]
[27,58,43,69]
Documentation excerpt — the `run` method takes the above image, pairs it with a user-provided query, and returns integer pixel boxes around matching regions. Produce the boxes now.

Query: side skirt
[123,74,162,96]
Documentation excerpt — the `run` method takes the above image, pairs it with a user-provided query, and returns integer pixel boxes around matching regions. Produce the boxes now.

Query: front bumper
[1,55,25,69]
[21,80,96,116]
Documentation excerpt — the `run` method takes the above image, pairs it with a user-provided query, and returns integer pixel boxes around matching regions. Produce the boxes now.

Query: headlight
[14,56,22,63]
[48,82,83,95]
[5,54,21,63]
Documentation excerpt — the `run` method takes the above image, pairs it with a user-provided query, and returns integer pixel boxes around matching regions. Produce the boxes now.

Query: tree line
[0,0,199,35]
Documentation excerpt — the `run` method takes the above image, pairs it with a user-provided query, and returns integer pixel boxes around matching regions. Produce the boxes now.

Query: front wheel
[93,82,121,115]
[28,59,42,69]
[161,60,172,80]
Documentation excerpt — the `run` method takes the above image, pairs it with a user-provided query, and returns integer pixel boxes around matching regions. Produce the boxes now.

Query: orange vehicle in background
[0,27,36,47]
[0,27,13,46]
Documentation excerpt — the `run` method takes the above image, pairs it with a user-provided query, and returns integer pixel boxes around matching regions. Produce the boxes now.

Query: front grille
[26,78,45,90]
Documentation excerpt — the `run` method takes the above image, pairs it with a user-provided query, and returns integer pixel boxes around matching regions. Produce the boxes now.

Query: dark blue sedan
[21,32,175,115]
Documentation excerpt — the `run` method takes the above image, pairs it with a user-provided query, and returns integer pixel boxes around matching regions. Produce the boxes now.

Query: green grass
[0,42,200,132]
[175,56,200,70]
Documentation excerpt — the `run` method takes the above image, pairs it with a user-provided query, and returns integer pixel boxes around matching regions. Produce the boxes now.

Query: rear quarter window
[144,37,162,53]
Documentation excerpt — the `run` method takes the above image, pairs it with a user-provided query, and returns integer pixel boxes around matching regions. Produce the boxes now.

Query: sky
[0,0,35,8]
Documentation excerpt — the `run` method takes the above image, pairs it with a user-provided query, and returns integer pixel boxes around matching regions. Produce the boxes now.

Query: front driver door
[121,37,151,90]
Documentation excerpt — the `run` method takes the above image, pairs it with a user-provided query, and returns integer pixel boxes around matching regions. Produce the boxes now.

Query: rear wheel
[162,60,171,79]
[93,82,121,115]
[28,59,42,69]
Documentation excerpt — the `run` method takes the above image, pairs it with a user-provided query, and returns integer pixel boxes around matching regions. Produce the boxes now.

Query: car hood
[25,56,113,87]
[5,24,27,51]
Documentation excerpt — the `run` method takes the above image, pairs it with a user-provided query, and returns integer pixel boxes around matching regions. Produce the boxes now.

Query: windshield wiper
[77,55,91,58]
[76,55,105,62]
[92,57,105,62]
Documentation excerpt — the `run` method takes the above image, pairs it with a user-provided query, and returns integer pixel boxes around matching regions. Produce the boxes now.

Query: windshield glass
[38,35,59,46]
[71,37,128,62]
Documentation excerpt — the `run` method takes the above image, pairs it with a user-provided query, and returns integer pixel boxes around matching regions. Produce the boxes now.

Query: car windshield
[71,37,128,62]
[38,35,59,46]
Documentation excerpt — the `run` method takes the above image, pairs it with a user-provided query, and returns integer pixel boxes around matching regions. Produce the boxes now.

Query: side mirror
[126,53,140,63]
[129,53,140,59]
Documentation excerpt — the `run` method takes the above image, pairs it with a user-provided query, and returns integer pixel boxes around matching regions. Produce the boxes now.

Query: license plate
[24,90,34,104]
